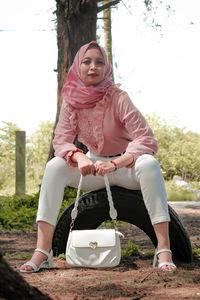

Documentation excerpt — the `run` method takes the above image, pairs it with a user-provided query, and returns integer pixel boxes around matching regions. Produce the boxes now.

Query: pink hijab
[61,41,113,109]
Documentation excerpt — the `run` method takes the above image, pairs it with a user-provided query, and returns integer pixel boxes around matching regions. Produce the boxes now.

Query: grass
[121,240,141,257]
[165,181,199,202]
[192,248,200,261]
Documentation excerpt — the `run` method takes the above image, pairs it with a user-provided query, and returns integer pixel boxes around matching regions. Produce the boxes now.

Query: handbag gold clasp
[89,241,98,250]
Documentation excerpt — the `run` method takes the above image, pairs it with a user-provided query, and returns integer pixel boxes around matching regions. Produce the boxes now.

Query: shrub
[193,248,200,261]
[0,186,85,232]
[121,240,141,257]
[0,193,39,231]
[165,181,198,202]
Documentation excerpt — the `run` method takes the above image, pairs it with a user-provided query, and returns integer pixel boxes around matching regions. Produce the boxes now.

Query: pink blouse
[53,85,158,168]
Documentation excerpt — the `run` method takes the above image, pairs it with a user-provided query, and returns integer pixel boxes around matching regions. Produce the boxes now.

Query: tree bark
[103,1,114,82]
[0,252,52,300]
[48,0,97,160]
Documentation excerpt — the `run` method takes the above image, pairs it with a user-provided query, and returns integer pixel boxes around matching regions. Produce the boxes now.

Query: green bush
[146,114,200,181]
[190,181,200,190]
[121,240,141,257]
[0,193,39,231]
[165,181,198,202]
[192,248,200,261]
[0,186,86,232]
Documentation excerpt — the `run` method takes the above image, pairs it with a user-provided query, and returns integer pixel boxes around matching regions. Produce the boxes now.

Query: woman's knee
[45,156,67,175]
[44,156,81,187]
[135,154,161,177]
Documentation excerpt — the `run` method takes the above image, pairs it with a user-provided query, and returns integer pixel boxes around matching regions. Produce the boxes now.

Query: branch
[97,0,121,13]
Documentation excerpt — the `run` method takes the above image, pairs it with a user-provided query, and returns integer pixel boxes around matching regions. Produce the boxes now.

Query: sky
[0,0,200,136]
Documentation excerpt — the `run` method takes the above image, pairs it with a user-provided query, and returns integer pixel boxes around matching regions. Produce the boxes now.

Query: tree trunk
[48,0,97,160]
[103,1,114,82]
[103,1,113,66]
[0,252,52,300]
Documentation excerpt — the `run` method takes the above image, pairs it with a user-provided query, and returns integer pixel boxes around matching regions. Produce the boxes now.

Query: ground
[1,203,200,300]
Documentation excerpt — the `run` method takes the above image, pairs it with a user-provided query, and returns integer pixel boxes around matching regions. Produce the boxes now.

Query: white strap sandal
[153,248,177,272]
[20,248,53,273]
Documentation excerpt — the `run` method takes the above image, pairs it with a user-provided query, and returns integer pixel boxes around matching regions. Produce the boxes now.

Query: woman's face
[80,47,106,86]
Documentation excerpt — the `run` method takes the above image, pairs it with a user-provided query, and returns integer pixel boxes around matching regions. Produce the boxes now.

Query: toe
[20,264,33,272]
[160,264,176,272]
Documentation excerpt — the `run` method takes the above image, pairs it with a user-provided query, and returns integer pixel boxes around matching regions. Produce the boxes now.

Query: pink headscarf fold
[61,41,113,109]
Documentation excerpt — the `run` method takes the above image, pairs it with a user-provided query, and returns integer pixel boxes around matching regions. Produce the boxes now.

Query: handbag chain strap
[70,174,118,231]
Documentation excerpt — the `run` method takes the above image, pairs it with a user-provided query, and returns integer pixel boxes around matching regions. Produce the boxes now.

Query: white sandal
[153,248,177,272]
[20,248,53,273]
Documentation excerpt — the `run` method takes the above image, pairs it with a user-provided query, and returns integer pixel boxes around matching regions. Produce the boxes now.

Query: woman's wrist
[71,151,86,163]
[113,152,134,168]
[109,160,117,171]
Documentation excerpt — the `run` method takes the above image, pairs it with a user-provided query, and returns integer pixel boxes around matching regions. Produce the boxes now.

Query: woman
[20,41,176,273]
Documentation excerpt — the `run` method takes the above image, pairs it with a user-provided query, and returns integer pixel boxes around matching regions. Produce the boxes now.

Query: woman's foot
[153,248,177,272]
[20,248,53,273]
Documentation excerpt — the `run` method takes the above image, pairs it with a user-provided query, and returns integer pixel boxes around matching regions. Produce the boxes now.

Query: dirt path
[1,204,200,300]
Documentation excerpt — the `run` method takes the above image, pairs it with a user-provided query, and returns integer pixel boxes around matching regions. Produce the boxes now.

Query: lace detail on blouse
[67,85,119,154]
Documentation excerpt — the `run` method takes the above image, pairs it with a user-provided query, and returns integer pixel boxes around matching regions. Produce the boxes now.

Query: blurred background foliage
[0,120,54,195]
[146,114,200,181]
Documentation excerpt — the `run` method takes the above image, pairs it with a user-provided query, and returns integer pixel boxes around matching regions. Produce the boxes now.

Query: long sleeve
[117,92,158,166]
[53,101,82,166]
[53,86,158,168]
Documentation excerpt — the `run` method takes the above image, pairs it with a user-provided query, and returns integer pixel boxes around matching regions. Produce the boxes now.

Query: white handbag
[66,174,124,268]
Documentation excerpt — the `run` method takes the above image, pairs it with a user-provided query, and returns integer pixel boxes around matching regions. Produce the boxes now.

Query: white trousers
[36,153,170,226]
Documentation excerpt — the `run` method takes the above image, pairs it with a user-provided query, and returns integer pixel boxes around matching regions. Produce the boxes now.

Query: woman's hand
[94,160,116,176]
[78,157,96,176]
[94,153,134,176]
[72,152,96,176]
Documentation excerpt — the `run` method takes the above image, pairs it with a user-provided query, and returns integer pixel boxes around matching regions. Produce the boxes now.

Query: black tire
[52,186,192,262]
